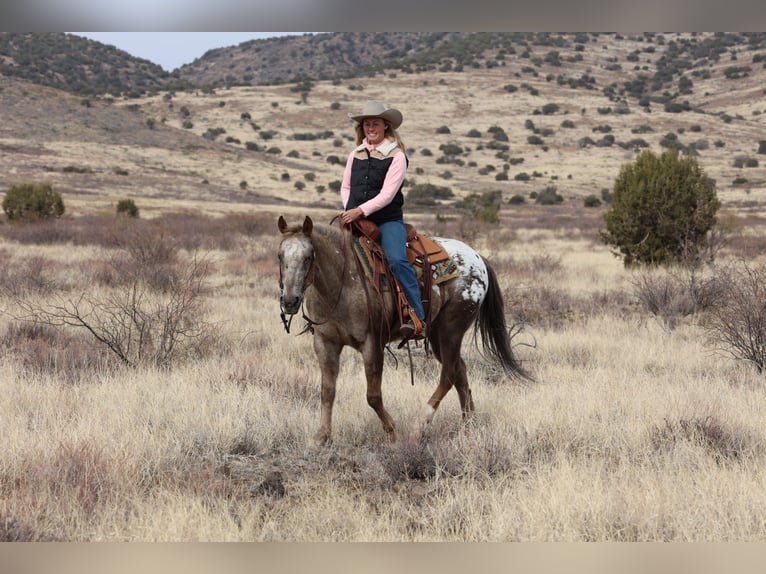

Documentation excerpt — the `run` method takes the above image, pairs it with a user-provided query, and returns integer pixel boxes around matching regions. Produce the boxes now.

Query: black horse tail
[474,257,532,381]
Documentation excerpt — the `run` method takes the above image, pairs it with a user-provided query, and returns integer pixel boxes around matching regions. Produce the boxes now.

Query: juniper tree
[601,149,720,267]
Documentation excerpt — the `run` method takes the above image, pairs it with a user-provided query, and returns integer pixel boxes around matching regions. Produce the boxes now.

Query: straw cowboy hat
[348,101,403,130]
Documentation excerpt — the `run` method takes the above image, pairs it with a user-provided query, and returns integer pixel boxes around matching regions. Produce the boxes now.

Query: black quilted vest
[346,146,407,225]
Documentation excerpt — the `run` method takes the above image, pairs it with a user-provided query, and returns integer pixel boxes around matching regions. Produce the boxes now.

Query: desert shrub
[12,225,215,368]
[703,263,766,373]
[601,149,720,267]
[435,125,451,134]
[203,127,226,140]
[631,266,724,330]
[116,199,139,218]
[259,130,277,140]
[2,183,65,221]
[758,140,766,154]
[454,191,501,223]
[664,101,691,113]
[407,183,454,206]
[439,143,463,156]
[535,186,564,205]
[508,194,526,205]
[583,195,601,208]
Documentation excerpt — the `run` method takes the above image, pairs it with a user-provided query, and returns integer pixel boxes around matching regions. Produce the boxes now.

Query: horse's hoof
[313,430,331,446]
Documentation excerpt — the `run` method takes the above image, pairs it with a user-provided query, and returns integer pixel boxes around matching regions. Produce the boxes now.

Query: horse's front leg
[362,341,397,441]
[313,336,342,445]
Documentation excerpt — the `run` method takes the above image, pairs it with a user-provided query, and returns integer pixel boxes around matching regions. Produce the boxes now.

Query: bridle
[279,250,315,334]
[279,227,349,335]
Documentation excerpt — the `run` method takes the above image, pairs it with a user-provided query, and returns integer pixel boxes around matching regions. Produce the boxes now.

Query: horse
[277,215,529,444]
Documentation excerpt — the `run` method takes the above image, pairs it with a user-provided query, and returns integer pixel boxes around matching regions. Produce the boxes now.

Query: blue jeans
[378,219,425,321]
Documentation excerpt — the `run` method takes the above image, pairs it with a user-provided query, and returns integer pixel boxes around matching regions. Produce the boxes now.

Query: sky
[70,32,306,71]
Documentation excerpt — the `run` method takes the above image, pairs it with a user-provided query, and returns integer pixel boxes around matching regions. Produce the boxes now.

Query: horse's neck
[310,224,348,300]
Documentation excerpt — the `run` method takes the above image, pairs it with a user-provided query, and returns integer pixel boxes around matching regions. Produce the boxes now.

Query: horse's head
[277,216,315,316]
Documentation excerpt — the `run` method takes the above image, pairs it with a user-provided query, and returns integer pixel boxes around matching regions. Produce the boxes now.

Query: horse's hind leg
[411,335,474,442]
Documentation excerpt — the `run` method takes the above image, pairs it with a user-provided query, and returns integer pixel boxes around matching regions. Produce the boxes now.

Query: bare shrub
[11,231,216,368]
[703,262,766,373]
[0,322,113,383]
[631,266,724,330]
[0,251,57,296]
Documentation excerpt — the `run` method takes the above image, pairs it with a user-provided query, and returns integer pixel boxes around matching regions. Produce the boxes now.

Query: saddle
[350,219,459,339]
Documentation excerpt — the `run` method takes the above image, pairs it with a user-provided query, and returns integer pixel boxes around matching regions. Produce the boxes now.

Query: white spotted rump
[434,237,488,304]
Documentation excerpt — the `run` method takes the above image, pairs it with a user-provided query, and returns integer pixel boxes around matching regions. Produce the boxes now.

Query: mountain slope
[1,32,766,220]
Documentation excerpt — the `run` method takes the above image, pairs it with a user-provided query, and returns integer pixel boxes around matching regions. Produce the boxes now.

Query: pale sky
[70,32,308,71]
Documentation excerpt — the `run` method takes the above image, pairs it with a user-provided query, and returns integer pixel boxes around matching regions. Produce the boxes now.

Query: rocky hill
[1,32,766,221]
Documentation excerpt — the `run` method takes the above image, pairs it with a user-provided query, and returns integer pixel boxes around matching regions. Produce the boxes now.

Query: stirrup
[399,311,424,338]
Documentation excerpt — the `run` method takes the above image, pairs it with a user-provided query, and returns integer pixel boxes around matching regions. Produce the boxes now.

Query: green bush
[601,149,720,267]
[3,183,65,221]
[407,183,454,206]
[116,199,139,218]
[583,194,601,208]
[455,191,501,223]
[535,186,564,205]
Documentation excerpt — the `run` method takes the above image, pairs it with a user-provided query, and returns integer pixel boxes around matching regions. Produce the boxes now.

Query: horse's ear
[278,216,288,233]
[302,216,313,236]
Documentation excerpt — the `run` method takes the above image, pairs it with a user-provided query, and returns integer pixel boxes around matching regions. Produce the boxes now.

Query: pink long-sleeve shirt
[340,138,406,217]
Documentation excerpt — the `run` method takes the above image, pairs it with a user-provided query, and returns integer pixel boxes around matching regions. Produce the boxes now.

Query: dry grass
[2,209,766,541]
[3,39,766,538]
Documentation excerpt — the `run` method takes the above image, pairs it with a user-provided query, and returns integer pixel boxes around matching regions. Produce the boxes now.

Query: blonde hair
[354,121,407,153]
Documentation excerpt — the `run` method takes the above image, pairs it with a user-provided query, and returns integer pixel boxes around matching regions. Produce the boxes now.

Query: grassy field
[2,204,766,542]
[3,33,766,540]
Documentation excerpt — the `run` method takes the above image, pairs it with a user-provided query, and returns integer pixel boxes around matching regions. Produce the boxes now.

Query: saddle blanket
[352,233,459,290]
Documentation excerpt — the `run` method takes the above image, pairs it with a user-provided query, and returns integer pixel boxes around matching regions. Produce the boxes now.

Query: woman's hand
[340,207,364,225]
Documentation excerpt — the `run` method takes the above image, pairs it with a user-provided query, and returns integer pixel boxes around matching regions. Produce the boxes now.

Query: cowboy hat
[348,101,403,130]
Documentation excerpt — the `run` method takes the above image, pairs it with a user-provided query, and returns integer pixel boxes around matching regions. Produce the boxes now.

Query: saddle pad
[353,236,391,289]
[352,234,459,290]
[407,234,460,283]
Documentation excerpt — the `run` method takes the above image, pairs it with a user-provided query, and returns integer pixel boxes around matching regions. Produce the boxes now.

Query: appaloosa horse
[277,215,529,443]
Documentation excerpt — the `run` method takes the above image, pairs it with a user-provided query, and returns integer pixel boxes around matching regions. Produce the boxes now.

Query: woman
[339,101,425,338]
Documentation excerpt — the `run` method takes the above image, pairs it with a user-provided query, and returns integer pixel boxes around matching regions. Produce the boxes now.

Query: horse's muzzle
[280,293,302,315]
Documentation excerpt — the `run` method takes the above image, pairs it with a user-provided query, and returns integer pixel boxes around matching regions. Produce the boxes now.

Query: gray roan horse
[277,215,528,444]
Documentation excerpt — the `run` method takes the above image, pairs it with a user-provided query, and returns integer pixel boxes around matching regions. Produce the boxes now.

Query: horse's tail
[474,258,533,381]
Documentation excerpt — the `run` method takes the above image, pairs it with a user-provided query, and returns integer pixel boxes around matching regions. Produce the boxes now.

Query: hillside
[1,32,766,221]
